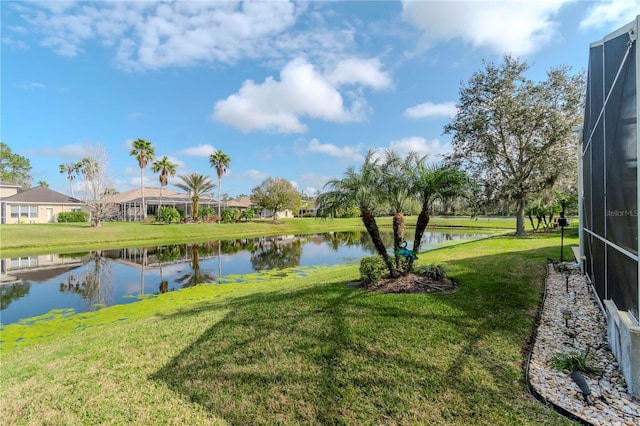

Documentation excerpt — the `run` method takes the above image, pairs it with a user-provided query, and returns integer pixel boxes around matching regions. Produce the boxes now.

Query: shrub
[549,351,601,375]
[415,264,446,281]
[220,207,241,223]
[198,207,216,221]
[57,211,88,223]
[240,208,256,221]
[157,207,181,224]
[359,255,387,285]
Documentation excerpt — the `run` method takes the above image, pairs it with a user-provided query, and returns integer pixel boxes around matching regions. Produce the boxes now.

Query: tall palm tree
[129,138,155,220]
[59,162,82,197]
[78,156,97,199]
[406,156,470,272]
[316,150,398,277]
[209,150,231,222]
[174,173,216,221]
[151,156,177,210]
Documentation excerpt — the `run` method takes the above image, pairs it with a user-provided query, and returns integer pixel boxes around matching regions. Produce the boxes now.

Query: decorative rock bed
[528,263,640,425]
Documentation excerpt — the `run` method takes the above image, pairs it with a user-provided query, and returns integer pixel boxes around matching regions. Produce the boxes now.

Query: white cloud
[301,186,318,197]
[404,101,457,119]
[128,112,142,119]
[24,143,88,158]
[401,0,570,55]
[2,37,30,49]
[579,0,640,30]
[305,138,364,161]
[300,172,333,193]
[20,81,46,89]
[16,1,303,70]
[213,57,389,134]
[236,169,266,180]
[382,137,452,159]
[326,57,392,89]
[179,144,216,157]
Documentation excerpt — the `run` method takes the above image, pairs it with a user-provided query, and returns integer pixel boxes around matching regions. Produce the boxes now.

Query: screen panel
[604,32,638,253]
[607,246,639,319]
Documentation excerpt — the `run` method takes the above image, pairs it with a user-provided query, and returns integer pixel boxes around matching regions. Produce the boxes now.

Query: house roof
[105,187,218,204]
[106,187,183,203]
[2,186,82,204]
[226,196,252,208]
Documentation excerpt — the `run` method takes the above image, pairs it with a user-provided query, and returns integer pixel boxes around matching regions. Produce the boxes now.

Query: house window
[10,205,38,218]
[10,257,38,268]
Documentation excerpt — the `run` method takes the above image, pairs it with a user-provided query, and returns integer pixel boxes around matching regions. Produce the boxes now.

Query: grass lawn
[1,229,579,425]
[0,215,524,257]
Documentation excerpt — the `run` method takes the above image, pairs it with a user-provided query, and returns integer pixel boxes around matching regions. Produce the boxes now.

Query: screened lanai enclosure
[579,15,639,397]
[114,195,217,222]
[105,188,218,222]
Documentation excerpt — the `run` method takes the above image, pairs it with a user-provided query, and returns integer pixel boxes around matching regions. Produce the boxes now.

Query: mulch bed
[348,274,459,294]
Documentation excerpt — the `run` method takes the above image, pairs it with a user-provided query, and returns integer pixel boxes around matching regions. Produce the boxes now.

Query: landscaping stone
[528,264,640,425]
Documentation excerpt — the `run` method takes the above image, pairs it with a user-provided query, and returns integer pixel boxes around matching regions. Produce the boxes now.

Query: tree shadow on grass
[151,240,574,425]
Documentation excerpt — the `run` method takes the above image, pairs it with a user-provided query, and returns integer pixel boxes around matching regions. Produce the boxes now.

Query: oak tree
[445,56,585,235]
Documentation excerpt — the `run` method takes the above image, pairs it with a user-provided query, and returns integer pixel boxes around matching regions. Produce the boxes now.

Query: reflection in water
[1,230,492,325]
[59,251,115,308]
[250,238,305,271]
[175,244,217,288]
[0,281,31,310]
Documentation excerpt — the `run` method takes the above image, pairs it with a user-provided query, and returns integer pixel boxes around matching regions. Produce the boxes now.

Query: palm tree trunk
[140,168,145,220]
[392,212,405,271]
[361,210,398,277]
[192,198,198,221]
[408,209,430,273]
[217,178,222,223]
[69,177,74,198]
[159,186,163,213]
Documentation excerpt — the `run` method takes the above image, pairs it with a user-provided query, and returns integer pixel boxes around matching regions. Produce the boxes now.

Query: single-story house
[0,185,84,224]
[105,187,218,221]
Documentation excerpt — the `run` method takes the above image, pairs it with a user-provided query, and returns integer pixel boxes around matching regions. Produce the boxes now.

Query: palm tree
[129,138,155,220]
[78,156,98,194]
[209,150,231,222]
[406,156,470,272]
[151,156,177,211]
[59,162,82,197]
[316,150,398,278]
[379,150,413,270]
[174,173,216,221]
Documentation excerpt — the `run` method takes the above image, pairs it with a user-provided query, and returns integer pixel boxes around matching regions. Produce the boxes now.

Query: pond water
[0,229,492,325]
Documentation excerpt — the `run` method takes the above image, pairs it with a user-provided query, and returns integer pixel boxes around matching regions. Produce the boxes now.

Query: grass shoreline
[1,228,578,425]
[0,215,521,257]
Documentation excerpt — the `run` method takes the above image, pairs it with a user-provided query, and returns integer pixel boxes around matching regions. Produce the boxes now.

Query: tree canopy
[251,177,300,222]
[317,150,470,277]
[59,161,83,197]
[174,173,216,220]
[445,55,585,235]
[1,143,32,187]
[151,155,178,209]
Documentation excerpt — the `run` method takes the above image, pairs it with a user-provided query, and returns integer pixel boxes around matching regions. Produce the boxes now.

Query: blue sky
[2,1,639,199]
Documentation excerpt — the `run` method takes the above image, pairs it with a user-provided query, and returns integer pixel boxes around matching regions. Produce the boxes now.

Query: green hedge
[57,211,88,223]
